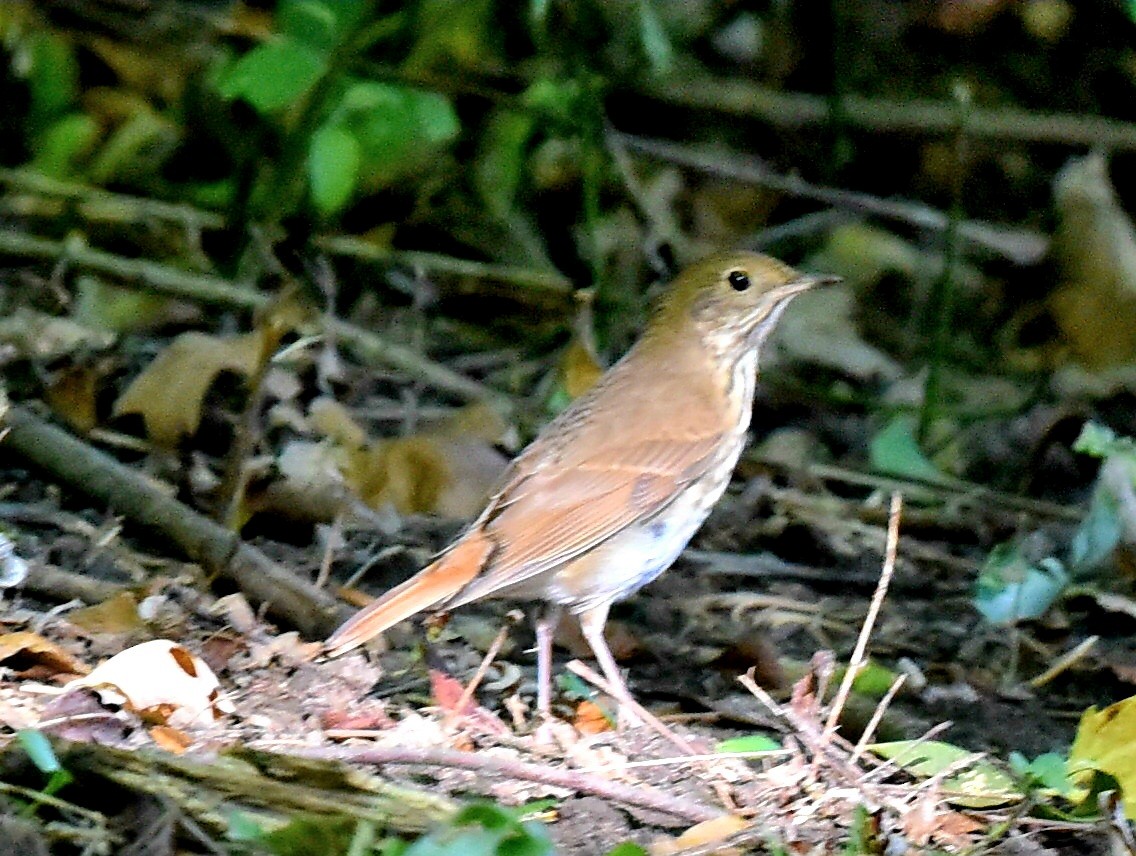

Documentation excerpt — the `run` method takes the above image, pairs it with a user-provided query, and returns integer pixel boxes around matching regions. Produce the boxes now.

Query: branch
[646,76,1136,151]
[293,744,724,824]
[1,405,344,636]
[0,230,501,404]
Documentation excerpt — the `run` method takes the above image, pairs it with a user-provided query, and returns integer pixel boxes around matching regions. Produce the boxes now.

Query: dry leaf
[651,814,750,855]
[0,631,88,677]
[66,639,233,728]
[44,364,101,432]
[67,592,145,635]
[1050,153,1136,368]
[148,724,193,753]
[430,668,474,715]
[572,700,613,735]
[0,308,116,360]
[113,329,267,446]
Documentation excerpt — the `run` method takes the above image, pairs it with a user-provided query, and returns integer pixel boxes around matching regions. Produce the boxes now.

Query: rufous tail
[323,533,493,657]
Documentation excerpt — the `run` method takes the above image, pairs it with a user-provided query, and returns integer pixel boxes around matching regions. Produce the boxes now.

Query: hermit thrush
[325,251,837,717]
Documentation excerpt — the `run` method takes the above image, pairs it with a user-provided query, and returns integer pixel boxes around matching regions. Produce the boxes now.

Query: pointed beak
[783,273,842,296]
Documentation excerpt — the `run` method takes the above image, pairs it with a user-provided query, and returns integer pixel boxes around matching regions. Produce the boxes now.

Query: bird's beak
[784,273,842,296]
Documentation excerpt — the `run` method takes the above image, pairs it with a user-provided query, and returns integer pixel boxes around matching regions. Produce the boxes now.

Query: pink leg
[577,603,640,723]
[534,606,562,718]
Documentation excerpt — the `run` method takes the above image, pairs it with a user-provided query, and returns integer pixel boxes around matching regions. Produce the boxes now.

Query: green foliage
[974,421,1136,626]
[869,740,1019,808]
[1009,752,1074,798]
[973,543,1068,626]
[715,734,781,754]
[868,415,949,484]
[226,803,552,856]
[13,730,74,816]
[1068,422,1136,577]
[218,39,329,113]
[842,804,878,855]
[403,804,554,856]
[604,844,648,856]
[213,0,461,220]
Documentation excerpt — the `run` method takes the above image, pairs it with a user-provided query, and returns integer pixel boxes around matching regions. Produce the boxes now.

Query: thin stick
[615,133,1047,264]
[290,744,722,823]
[861,721,954,783]
[823,492,902,741]
[451,615,517,718]
[850,673,907,763]
[1029,635,1099,688]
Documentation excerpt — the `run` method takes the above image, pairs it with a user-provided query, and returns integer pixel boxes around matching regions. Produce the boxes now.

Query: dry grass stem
[824,491,902,741]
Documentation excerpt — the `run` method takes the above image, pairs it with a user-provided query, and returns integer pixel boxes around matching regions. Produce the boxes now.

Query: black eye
[727,270,750,291]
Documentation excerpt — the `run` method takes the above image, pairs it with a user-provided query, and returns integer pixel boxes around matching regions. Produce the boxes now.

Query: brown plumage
[325,251,838,717]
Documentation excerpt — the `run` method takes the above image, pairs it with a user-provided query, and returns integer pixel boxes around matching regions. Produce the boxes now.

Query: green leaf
[225,811,268,842]
[17,730,61,775]
[217,39,327,113]
[849,659,901,698]
[637,0,674,75]
[337,82,459,187]
[279,0,338,50]
[973,542,1067,625]
[715,734,780,754]
[475,109,535,218]
[605,845,648,856]
[31,113,98,177]
[25,32,80,133]
[1074,422,1136,459]
[279,0,369,51]
[869,416,949,484]
[1068,485,1122,576]
[1009,752,1073,797]
[261,815,361,856]
[309,124,361,216]
[870,740,1021,808]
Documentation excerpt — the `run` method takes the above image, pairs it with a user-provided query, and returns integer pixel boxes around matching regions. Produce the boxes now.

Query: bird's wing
[449,414,727,605]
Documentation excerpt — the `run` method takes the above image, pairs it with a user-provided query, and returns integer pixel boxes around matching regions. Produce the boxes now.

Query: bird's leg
[533,605,562,720]
[577,603,643,728]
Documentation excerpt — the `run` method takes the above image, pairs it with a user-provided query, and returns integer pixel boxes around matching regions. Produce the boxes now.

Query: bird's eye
[727,270,750,291]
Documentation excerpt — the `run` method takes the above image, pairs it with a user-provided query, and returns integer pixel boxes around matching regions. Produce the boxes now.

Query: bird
[325,250,838,719]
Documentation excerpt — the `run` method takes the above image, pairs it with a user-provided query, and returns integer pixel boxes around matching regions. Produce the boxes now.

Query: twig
[1029,635,1099,689]
[850,673,907,764]
[566,659,699,756]
[315,236,572,296]
[0,230,265,308]
[0,167,226,231]
[613,132,1048,264]
[645,76,1136,152]
[824,493,902,740]
[805,462,1083,523]
[291,744,723,823]
[1,405,343,636]
[0,230,503,405]
[452,614,519,720]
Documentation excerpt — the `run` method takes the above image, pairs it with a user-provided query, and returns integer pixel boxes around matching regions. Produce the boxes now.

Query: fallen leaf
[651,814,750,855]
[1069,694,1136,817]
[148,724,193,753]
[113,329,267,446]
[67,592,146,634]
[44,363,102,432]
[66,639,233,729]
[1050,153,1136,369]
[572,699,613,735]
[430,668,474,715]
[0,308,116,360]
[0,631,88,677]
